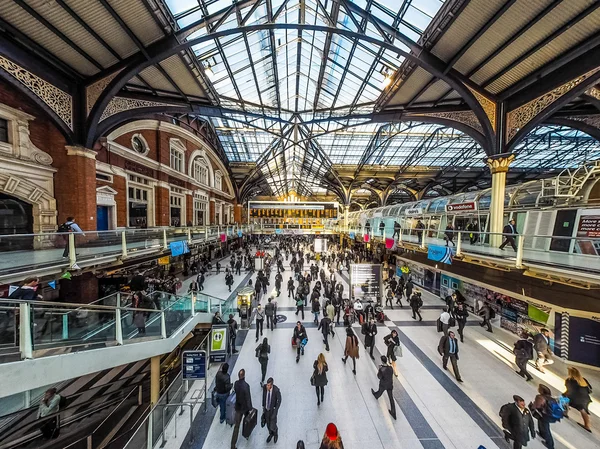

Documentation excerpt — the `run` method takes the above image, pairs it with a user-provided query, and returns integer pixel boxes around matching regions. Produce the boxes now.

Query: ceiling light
[382,75,392,87]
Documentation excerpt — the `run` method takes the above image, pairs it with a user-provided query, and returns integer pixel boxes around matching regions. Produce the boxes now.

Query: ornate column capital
[66,146,97,159]
[486,154,515,174]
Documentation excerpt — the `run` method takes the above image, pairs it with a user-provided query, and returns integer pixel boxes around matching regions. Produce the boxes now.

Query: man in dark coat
[500,218,518,251]
[532,328,553,373]
[262,378,281,443]
[231,369,253,449]
[499,395,536,449]
[513,333,534,381]
[317,315,332,352]
[371,355,396,419]
[362,318,378,359]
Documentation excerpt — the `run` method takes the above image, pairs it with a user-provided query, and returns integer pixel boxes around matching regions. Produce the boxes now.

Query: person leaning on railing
[38,388,63,439]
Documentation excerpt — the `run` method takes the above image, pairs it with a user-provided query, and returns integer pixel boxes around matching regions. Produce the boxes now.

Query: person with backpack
[499,395,536,449]
[255,337,270,386]
[513,332,534,381]
[529,384,558,449]
[533,329,553,373]
[227,314,238,354]
[293,321,308,363]
[409,291,423,321]
[59,217,84,258]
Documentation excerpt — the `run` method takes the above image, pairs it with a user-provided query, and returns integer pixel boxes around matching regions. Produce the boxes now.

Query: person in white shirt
[439,308,452,336]
[61,216,85,258]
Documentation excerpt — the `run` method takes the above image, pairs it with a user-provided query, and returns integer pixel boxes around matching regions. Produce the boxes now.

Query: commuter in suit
[499,218,518,251]
[533,329,553,373]
[453,302,469,342]
[371,355,396,420]
[318,315,332,352]
[438,331,462,382]
[231,369,253,449]
[262,378,281,444]
[499,395,536,449]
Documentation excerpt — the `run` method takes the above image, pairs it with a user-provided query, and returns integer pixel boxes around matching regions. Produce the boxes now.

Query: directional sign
[182,350,206,380]
[210,325,229,363]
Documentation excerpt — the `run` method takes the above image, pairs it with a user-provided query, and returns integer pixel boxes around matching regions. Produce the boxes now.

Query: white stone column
[486,155,514,247]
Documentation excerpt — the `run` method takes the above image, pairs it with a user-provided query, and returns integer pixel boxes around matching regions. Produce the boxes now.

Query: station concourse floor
[169,253,600,449]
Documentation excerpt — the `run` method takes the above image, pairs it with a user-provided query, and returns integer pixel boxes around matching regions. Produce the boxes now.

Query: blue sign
[182,350,206,380]
[427,245,453,264]
[237,230,243,237]
[169,240,190,257]
[275,229,283,235]
[349,231,355,239]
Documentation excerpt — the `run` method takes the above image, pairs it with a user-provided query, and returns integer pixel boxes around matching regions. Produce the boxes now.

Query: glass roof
[163,1,600,197]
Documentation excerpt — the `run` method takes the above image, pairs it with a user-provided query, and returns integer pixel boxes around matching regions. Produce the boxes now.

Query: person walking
[226,271,234,292]
[384,287,394,309]
[60,216,84,258]
[255,304,265,342]
[231,369,253,449]
[371,355,396,420]
[295,294,305,320]
[564,366,592,432]
[405,278,414,300]
[320,423,344,449]
[275,272,283,297]
[500,218,518,251]
[287,277,295,298]
[362,318,377,360]
[38,388,62,439]
[312,353,329,406]
[453,302,468,342]
[265,298,276,331]
[444,223,455,247]
[311,296,321,325]
[293,321,308,363]
[478,302,494,332]
[392,221,401,239]
[499,395,536,449]
[262,378,281,443]
[318,314,332,352]
[529,384,556,449]
[513,333,534,381]
[383,330,400,377]
[325,300,335,329]
[533,329,553,373]
[341,327,359,375]
[255,337,270,386]
[439,307,452,336]
[415,219,425,244]
[214,363,232,424]
[438,330,462,382]
[409,291,423,321]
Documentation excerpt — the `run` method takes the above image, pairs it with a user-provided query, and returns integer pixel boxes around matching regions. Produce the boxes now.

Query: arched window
[192,157,209,185]
[215,170,222,191]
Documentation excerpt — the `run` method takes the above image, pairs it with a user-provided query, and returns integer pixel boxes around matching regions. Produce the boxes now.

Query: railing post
[62,314,69,340]
[19,303,33,359]
[163,229,168,250]
[187,228,192,244]
[516,235,524,269]
[147,410,153,449]
[205,226,208,242]
[115,307,123,345]
[206,295,211,314]
[160,312,167,338]
[68,233,77,268]
[456,231,462,256]
[420,229,426,249]
[87,435,93,449]
[121,231,128,258]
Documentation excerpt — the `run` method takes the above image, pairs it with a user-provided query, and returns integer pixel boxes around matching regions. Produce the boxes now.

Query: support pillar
[63,146,97,231]
[343,205,349,231]
[151,356,160,404]
[486,155,515,247]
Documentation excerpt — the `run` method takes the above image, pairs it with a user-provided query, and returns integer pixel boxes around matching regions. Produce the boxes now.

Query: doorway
[0,193,34,250]
[97,206,110,231]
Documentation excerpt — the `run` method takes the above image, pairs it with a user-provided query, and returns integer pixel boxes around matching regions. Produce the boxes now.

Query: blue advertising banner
[275,228,283,235]
[349,231,355,239]
[169,240,190,257]
[238,230,243,237]
[182,350,206,380]
[427,245,453,264]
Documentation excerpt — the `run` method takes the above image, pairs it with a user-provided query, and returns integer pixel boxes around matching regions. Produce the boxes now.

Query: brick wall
[209,200,215,224]
[155,186,170,226]
[186,194,193,225]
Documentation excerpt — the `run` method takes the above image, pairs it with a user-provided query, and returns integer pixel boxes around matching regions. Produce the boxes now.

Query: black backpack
[57,222,72,232]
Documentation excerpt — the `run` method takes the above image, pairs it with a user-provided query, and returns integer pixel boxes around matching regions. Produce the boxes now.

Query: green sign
[211,328,227,351]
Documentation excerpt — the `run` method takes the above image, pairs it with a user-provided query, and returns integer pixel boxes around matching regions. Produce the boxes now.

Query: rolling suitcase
[242,408,258,438]
[225,392,236,426]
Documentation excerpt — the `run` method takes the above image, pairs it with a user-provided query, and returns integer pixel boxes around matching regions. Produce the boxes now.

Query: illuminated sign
[445,202,477,213]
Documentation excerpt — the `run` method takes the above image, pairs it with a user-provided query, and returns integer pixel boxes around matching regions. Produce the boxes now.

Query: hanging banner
[349,231,355,239]
[169,240,190,257]
[385,238,396,250]
[237,230,243,237]
[427,245,453,264]
[158,256,170,266]
[220,233,227,242]
[363,234,370,243]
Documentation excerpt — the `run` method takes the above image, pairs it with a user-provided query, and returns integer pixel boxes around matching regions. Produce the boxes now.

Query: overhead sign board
[209,325,229,363]
[405,208,423,216]
[182,350,207,380]
[446,202,477,213]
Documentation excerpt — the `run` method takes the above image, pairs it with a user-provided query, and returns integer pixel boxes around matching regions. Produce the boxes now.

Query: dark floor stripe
[354,330,445,449]
[392,327,509,448]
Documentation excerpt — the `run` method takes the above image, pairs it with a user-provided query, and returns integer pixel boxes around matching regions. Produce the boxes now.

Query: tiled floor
[167,253,599,449]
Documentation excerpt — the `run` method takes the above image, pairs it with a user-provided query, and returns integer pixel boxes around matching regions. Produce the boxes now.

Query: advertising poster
[210,325,229,363]
[314,238,328,253]
[574,209,600,255]
[567,316,600,367]
[169,240,190,257]
[349,264,382,304]
[427,244,453,264]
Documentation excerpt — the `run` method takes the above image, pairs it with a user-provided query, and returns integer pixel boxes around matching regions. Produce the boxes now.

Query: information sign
[445,202,477,213]
[349,263,383,304]
[314,238,328,253]
[182,350,206,380]
[404,208,423,216]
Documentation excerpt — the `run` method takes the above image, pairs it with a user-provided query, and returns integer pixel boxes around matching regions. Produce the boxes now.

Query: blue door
[97,206,109,231]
